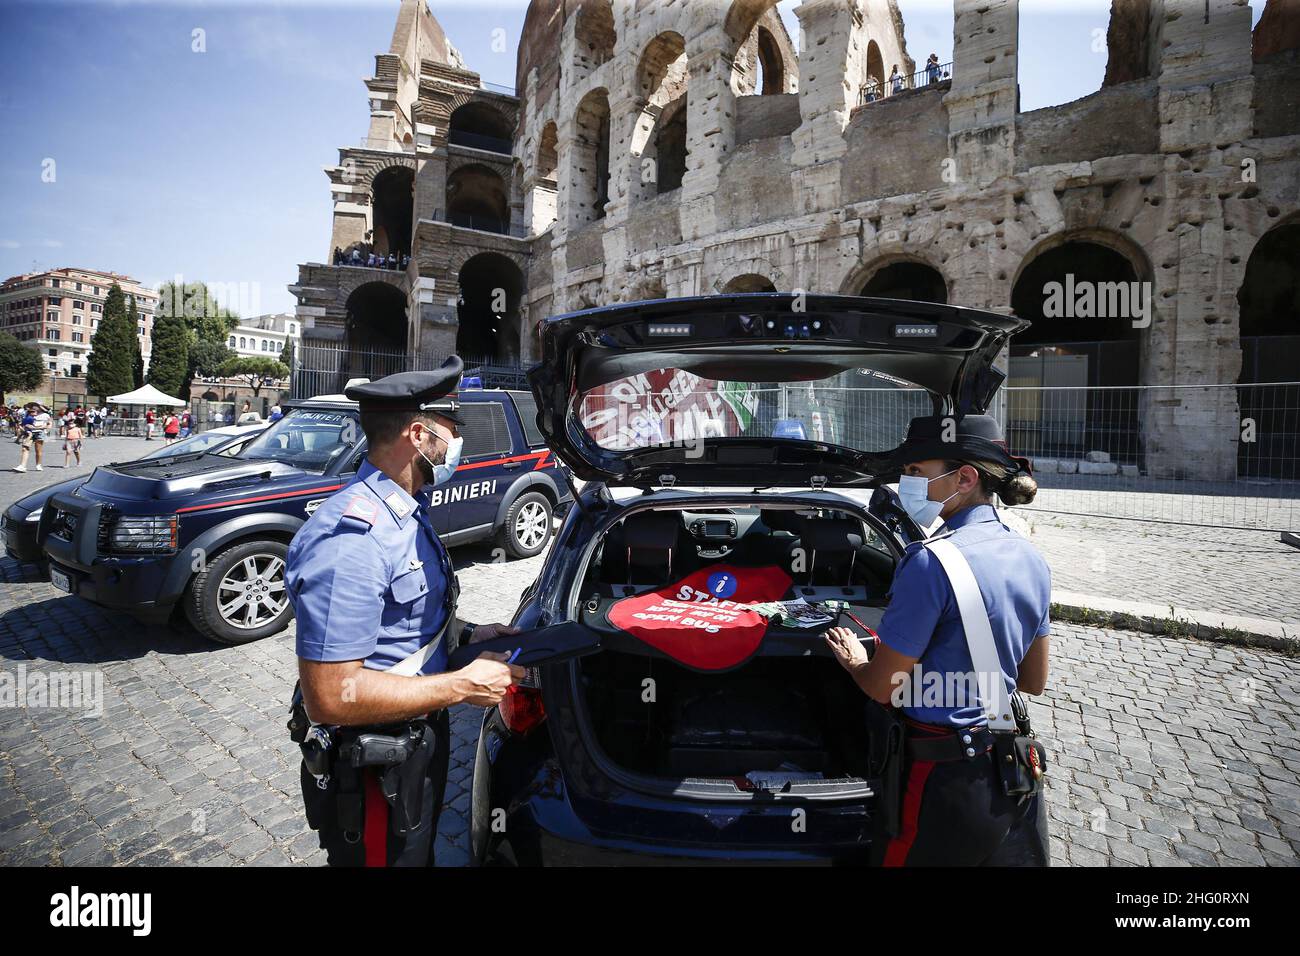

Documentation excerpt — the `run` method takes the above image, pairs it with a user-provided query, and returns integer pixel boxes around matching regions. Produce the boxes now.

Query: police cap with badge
[344,356,465,426]
[885,414,1032,476]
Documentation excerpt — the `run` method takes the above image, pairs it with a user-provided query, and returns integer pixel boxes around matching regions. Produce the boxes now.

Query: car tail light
[499,684,546,735]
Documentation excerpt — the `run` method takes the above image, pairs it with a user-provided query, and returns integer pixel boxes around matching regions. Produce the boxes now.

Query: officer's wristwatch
[458,622,477,647]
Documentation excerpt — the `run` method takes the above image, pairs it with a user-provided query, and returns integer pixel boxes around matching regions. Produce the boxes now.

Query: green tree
[85,283,136,399]
[190,338,236,378]
[154,280,239,394]
[0,332,47,402]
[126,293,144,387]
[146,314,190,398]
[218,357,289,398]
[278,339,294,368]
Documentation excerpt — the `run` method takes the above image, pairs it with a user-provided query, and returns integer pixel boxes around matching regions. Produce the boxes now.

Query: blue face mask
[897,468,959,527]
[418,432,463,488]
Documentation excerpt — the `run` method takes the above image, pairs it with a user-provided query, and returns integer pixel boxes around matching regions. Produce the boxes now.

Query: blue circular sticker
[706,571,738,598]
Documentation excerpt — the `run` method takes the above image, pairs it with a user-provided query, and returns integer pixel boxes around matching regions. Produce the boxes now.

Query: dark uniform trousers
[300,710,451,867]
[872,721,1051,867]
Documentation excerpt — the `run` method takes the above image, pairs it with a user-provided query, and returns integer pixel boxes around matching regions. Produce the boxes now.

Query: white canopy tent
[107,384,186,407]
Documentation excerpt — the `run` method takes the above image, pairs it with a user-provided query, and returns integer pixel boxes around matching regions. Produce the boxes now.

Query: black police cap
[344,356,465,425]
[885,413,1031,476]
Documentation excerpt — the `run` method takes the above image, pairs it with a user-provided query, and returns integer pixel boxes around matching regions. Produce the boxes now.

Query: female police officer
[823,414,1052,866]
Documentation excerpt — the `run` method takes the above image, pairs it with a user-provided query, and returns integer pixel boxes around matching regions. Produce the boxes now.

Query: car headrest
[760,509,805,535]
[622,511,680,552]
[800,517,864,553]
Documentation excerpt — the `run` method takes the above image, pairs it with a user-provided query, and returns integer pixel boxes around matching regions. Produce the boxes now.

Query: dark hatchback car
[470,293,1027,865]
[38,388,570,645]
[2,423,266,565]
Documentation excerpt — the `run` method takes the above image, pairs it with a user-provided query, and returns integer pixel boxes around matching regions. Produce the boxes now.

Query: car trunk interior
[567,501,895,790]
[579,651,871,782]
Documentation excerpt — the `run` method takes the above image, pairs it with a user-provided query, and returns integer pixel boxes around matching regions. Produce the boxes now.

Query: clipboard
[447,621,604,671]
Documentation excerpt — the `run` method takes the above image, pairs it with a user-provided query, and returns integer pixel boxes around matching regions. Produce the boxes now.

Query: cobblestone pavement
[1019,510,1300,627]
[1,542,1297,867]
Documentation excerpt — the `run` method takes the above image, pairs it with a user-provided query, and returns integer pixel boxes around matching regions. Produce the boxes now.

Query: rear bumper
[472,709,873,866]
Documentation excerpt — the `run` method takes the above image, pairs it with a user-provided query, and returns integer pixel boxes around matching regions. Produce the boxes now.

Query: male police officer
[286,357,525,866]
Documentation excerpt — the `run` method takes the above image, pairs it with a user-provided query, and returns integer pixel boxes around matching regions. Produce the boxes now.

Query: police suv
[38,387,570,645]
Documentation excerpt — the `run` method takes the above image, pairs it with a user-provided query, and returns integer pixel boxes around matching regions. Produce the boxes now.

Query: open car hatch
[529,294,1028,487]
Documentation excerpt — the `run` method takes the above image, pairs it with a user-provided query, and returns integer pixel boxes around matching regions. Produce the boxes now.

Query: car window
[458,402,512,460]
[237,409,360,473]
[577,368,932,454]
[508,391,546,448]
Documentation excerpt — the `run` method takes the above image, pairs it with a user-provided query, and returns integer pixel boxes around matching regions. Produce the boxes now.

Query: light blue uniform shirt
[287,459,454,676]
[877,504,1052,728]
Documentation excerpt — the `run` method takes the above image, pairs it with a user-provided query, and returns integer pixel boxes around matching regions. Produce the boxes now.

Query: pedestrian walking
[145,407,157,440]
[63,419,84,468]
[14,403,50,472]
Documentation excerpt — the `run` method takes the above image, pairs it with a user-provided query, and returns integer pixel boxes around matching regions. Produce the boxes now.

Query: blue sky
[0,0,1267,315]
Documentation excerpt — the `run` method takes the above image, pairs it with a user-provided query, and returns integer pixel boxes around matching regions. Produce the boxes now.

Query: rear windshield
[237,409,359,473]
[577,367,933,453]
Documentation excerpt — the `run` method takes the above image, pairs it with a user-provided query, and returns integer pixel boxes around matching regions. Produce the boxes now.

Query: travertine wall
[506,0,1300,479]
[293,0,1300,479]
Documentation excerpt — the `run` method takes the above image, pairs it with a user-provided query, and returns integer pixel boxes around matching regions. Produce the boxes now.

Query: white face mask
[418,432,463,488]
[897,468,959,527]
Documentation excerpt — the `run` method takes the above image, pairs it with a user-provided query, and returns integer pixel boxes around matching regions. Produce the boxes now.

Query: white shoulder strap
[924,537,1017,731]
[386,632,444,677]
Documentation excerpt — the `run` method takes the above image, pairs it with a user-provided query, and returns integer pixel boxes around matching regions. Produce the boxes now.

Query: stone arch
[456,252,525,364]
[854,256,949,303]
[370,164,414,259]
[631,32,690,201]
[361,154,416,193]
[721,274,777,293]
[714,258,787,293]
[537,121,558,181]
[723,0,781,47]
[730,5,799,96]
[569,87,612,227]
[448,101,514,154]
[1236,213,1300,478]
[528,120,560,234]
[756,27,784,95]
[863,41,886,102]
[1010,229,1153,389]
[574,0,616,67]
[344,281,408,368]
[446,163,510,234]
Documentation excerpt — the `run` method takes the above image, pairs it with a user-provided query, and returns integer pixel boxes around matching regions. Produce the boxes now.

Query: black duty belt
[905,725,997,763]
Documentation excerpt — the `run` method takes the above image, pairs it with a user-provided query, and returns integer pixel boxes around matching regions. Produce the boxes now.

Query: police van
[37,387,571,645]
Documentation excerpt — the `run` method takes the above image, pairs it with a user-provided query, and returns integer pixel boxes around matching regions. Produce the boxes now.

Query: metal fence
[433,209,528,238]
[285,349,1299,533]
[990,383,1300,533]
[447,129,513,155]
[290,344,531,399]
[858,61,952,106]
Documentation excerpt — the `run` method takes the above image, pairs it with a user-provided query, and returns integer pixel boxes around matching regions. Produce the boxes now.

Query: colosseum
[291,0,1300,480]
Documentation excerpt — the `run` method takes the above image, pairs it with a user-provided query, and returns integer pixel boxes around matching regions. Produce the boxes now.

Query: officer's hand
[470,623,521,644]
[455,653,527,707]
[823,626,868,672]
